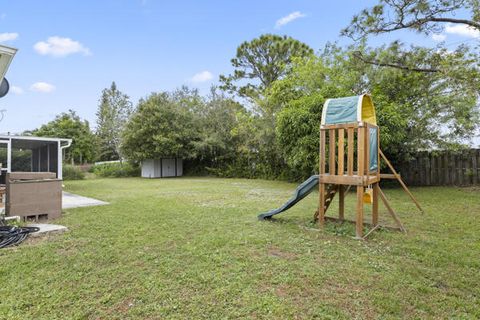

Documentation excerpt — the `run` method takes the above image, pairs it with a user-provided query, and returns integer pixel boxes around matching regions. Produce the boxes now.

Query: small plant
[92,161,140,178]
[62,165,85,180]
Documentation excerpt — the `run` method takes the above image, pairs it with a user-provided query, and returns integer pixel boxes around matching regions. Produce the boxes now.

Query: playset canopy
[322,94,378,172]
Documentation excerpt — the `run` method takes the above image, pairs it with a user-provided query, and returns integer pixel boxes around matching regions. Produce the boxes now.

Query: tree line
[28,0,480,180]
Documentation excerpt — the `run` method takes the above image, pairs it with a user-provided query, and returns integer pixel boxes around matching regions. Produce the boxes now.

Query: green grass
[0,177,479,319]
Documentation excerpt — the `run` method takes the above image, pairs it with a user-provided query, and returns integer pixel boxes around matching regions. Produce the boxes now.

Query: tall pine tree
[95,82,133,161]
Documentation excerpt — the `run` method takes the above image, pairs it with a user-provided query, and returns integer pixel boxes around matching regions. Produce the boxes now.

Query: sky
[0,0,478,145]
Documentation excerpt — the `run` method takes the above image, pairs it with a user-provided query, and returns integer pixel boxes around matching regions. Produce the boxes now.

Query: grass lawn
[0,177,479,319]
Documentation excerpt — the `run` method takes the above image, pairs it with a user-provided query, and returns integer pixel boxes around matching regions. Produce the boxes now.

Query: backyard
[0,177,479,319]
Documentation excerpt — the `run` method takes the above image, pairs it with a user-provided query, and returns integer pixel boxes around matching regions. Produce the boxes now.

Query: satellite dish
[0,78,9,98]
[0,44,17,99]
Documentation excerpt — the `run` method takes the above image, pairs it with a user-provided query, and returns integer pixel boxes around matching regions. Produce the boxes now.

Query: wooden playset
[315,94,423,238]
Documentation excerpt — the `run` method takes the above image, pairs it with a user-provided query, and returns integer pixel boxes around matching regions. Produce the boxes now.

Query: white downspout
[58,139,72,179]
[6,138,11,173]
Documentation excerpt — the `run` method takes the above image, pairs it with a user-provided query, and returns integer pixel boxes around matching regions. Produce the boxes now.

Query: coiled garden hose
[0,225,39,249]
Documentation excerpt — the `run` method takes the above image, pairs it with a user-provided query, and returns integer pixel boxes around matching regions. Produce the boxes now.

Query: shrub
[92,162,140,178]
[63,165,85,180]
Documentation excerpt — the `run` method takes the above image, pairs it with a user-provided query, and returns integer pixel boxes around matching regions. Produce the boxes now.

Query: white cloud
[30,82,56,93]
[0,32,19,43]
[34,36,91,57]
[275,11,306,29]
[190,71,213,83]
[431,33,446,42]
[445,23,480,38]
[10,86,24,95]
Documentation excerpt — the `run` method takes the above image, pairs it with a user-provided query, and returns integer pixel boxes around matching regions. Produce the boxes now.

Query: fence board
[473,150,479,185]
[396,149,480,186]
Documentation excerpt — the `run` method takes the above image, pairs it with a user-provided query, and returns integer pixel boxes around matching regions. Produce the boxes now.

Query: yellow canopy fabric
[360,94,376,125]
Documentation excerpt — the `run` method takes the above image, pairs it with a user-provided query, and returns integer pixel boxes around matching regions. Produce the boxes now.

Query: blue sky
[0,0,478,145]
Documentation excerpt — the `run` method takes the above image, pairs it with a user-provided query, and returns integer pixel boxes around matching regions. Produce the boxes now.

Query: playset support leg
[318,129,326,228]
[338,185,345,220]
[372,183,379,226]
[362,224,381,240]
[318,184,325,227]
[380,149,424,214]
[355,186,364,238]
[378,186,406,232]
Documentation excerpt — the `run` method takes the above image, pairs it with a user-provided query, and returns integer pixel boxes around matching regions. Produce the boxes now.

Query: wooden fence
[397,149,480,186]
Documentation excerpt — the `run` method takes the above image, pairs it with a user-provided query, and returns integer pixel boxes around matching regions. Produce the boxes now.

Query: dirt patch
[267,246,298,260]
[275,284,289,298]
[318,279,377,319]
[115,298,136,314]
[462,186,480,193]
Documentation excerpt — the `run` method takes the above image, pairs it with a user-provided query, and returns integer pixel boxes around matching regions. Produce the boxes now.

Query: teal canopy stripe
[369,127,378,171]
[324,95,359,124]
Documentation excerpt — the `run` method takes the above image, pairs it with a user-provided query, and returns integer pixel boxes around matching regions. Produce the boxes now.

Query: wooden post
[356,186,364,239]
[347,128,354,176]
[318,129,326,227]
[372,183,379,226]
[357,127,365,178]
[377,126,380,181]
[339,185,345,220]
[338,129,345,175]
[319,184,325,226]
[365,126,370,174]
[329,130,336,175]
[356,126,365,238]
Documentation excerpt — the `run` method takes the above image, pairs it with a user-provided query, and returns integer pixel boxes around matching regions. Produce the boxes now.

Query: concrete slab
[26,223,68,237]
[62,192,109,209]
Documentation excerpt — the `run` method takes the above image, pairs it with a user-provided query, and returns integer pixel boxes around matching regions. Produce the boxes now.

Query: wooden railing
[319,122,380,186]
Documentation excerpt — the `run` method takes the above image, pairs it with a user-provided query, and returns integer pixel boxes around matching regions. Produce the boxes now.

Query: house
[0,135,72,220]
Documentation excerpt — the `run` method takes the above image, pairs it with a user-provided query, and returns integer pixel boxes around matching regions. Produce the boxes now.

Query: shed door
[154,160,162,177]
[141,160,155,178]
[162,158,176,177]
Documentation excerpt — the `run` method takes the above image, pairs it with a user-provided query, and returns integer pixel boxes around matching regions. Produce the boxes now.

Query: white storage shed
[141,158,183,178]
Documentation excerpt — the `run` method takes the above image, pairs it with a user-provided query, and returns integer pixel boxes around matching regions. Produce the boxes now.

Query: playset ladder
[313,184,337,220]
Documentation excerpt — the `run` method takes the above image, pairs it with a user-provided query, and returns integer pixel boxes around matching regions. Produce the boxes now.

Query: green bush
[63,165,85,180]
[92,162,140,178]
